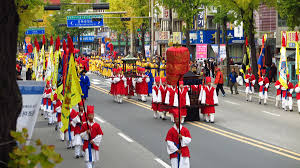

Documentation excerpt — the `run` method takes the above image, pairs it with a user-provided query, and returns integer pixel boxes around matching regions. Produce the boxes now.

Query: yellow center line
[188,122,300,161]
[193,121,300,157]
[91,84,300,161]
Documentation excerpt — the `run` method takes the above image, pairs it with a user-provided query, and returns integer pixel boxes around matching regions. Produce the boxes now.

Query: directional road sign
[25,28,45,35]
[67,15,104,28]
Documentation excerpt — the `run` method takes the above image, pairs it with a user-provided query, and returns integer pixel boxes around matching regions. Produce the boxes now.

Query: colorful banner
[60,54,82,132]
[279,32,288,89]
[281,31,300,48]
[196,44,207,59]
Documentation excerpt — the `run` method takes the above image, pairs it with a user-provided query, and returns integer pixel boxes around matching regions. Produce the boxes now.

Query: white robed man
[80,105,103,168]
[165,116,192,168]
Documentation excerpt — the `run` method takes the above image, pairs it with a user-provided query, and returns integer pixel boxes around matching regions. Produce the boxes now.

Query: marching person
[71,101,86,158]
[152,77,161,119]
[80,105,103,168]
[258,69,270,105]
[157,77,168,120]
[108,68,117,102]
[115,68,127,104]
[80,70,90,100]
[136,68,150,102]
[281,74,294,111]
[165,116,192,168]
[41,81,52,119]
[245,68,256,102]
[174,81,190,124]
[201,77,218,123]
[165,85,178,122]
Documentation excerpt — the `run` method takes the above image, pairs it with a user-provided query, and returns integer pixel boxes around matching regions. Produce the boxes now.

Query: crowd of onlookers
[189,59,278,97]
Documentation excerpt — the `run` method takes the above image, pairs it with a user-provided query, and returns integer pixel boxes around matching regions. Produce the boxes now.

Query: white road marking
[262,110,280,117]
[223,100,239,105]
[154,158,171,168]
[92,79,101,82]
[94,116,106,123]
[118,132,134,143]
[91,81,101,85]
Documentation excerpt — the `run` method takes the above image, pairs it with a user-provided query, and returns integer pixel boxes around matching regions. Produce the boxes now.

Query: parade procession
[2,0,300,168]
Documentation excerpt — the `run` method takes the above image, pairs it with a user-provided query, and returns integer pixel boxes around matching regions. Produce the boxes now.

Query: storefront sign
[196,44,207,59]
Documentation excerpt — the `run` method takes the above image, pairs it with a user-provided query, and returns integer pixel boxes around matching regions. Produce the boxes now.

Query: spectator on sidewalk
[214,68,225,96]
[270,63,277,82]
[229,68,239,94]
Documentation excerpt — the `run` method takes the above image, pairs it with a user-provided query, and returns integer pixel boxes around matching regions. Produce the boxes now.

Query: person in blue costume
[145,68,154,96]
[80,70,90,100]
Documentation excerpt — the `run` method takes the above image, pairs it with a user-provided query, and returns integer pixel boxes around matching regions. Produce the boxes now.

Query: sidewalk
[32,111,168,168]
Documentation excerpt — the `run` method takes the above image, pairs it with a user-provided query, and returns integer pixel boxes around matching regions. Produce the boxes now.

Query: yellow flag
[60,54,83,132]
[296,41,300,75]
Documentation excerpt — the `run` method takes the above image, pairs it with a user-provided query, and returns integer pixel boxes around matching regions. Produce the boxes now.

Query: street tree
[277,0,300,30]
[159,0,210,60]
[0,0,22,166]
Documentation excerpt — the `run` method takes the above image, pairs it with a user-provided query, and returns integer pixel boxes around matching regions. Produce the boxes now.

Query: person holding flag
[279,32,294,112]
[165,116,192,168]
[245,68,256,102]
[80,105,103,168]
[281,74,294,111]
[295,32,300,114]
[157,77,168,120]
[258,69,270,105]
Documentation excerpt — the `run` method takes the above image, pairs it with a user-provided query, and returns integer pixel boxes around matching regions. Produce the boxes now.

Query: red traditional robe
[245,74,255,87]
[201,86,218,114]
[136,75,149,95]
[282,82,294,98]
[42,87,52,107]
[258,76,270,92]
[152,85,159,111]
[165,86,178,116]
[81,121,103,151]
[165,125,191,159]
[158,85,168,112]
[173,87,190,118]
[115,75,127,95]
[109,75,117,96]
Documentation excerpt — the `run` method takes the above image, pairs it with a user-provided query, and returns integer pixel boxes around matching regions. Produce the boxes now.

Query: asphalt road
[85,73,300,168]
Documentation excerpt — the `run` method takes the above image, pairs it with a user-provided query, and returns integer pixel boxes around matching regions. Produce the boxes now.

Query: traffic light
[44,5,61,10]
[121,18,131,21]
[92,3,109,10]
[92,18,103,22]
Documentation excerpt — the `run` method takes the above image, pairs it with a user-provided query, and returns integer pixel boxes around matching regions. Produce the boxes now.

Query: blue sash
[262,86,265,94]
[285,89,290,99]
[68,117,72,142]
[88,142,92,162]
[174,142,180,167]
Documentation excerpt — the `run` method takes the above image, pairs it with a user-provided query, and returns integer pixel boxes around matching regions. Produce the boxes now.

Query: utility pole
[216,7,220,65]
[151,0,154,57]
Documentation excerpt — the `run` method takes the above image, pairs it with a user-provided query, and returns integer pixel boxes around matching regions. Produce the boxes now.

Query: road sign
[25,28,45,35]
[67,15,104,27]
